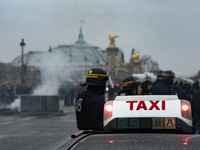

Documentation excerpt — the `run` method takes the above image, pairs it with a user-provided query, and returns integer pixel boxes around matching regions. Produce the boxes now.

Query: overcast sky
[0,0,200,77]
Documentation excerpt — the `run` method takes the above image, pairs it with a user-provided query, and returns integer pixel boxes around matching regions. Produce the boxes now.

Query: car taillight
[180,100,192,120]
[105,104,113,112]
[104,101,113,121]
[181,104,189,111]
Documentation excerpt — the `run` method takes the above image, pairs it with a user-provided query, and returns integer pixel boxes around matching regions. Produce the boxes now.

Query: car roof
[46,133,200,150]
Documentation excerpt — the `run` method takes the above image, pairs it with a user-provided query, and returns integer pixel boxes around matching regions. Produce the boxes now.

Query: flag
[81,19,85,24]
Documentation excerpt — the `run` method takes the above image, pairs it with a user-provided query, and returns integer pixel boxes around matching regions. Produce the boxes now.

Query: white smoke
[29,50,72,95]
[10,98,21,111]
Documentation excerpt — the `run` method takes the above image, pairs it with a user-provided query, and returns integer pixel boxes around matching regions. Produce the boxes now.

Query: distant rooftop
[11,27,124,67]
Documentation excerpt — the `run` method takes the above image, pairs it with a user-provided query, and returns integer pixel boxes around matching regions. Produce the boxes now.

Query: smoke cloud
[10,98,21,111]
[30,50,72,95]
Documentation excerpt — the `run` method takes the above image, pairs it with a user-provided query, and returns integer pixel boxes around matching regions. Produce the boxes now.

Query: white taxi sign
[115,95,178,101]
[104,95,192,127]
[113,95,180,117]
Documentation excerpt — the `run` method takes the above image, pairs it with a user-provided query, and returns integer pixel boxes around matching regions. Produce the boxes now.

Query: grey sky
[0,0,200,77]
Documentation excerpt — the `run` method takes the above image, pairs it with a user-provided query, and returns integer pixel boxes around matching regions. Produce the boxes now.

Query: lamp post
[84,55,87,76]
[69,48,73,78]
[20,39,25,86]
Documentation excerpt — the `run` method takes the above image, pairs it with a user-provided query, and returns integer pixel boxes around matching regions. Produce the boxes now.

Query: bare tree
[140,55,159,74]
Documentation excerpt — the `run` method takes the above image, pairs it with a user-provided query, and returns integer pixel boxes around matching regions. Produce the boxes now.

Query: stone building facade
[0,62,39,88]
[0,28,140,89]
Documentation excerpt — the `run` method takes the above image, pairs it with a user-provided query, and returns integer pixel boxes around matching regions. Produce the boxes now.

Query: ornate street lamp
[69,48,73,65]
[69,48,73,78]
[84,55,87,76]
[20,39,25,86]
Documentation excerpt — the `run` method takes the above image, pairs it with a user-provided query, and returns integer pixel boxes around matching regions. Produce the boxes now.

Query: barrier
[21,95,59,115]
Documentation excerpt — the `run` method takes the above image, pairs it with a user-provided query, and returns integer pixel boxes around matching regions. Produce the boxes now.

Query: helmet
[122,75,141,92]
[163,70,175,85]
[86,68,108,86]
[142,75,152,94]
[156,70,163,81]
[193,79,199,90]
[163,70,175,80]
[178,79,184,86]
[145,75,152,84]
[181,78,192,91]
[193,79,199,86]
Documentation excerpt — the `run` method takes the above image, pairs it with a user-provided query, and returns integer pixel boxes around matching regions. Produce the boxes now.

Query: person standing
[1,84,8,104]
[193,88,200,134]
[142,75,153,95]
[152,70,163,95]
[20,83,28,95]
[152,70,175,95]
[7,83,14,103]
[75,68,108,131]
[177,80,191,101]
[108,84,114,100]
[15,84,21,96]
[190,79,199,126]
[119,75,142,96]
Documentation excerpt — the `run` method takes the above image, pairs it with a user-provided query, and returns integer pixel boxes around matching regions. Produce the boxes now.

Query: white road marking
[20,117,36,121]
[0,117,35,126]
[0,121,12,126]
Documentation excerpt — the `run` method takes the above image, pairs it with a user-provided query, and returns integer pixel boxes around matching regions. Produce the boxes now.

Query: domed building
[11,28,108,68]
[6,27,140,88]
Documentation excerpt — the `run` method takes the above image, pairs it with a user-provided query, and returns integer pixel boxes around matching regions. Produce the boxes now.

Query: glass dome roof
[11,27,107,67]
[10,27,124,67]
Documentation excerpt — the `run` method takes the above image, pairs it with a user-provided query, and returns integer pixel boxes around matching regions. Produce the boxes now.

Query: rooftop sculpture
[109,35,118,47]
[132,48,139,62]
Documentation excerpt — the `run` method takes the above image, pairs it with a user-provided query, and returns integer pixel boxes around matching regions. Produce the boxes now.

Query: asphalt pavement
[0,99,78,150]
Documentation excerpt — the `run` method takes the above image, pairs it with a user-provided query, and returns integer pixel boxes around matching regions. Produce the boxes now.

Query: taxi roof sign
[115,95,178,101]
[104,95,194,133]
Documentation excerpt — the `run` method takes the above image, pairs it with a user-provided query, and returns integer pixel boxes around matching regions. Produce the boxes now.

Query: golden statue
[109,35,118,47]
[132,49,139,62]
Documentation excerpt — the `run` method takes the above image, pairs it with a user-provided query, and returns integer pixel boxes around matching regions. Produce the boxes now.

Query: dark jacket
[193,90,200,119]
[178,87,190,101]
[75,85,105,130]
[152,81,173,95]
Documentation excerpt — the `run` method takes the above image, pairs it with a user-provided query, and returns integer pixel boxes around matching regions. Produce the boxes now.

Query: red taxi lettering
[162,101,165,110]
[126,101,137,110]
[136,101,147,110]
[149,101,160,110]
[126,101,166,110]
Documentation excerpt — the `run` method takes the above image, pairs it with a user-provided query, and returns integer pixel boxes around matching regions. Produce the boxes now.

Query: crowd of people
[0,83,36,105]
[58,81,87,106]
[0,80,86,106]
[1,68,199,133]
[75,68,200,134]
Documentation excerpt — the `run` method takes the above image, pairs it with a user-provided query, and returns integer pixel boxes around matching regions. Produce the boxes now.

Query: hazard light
[104,101,113,121]
[180,100,192,120]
